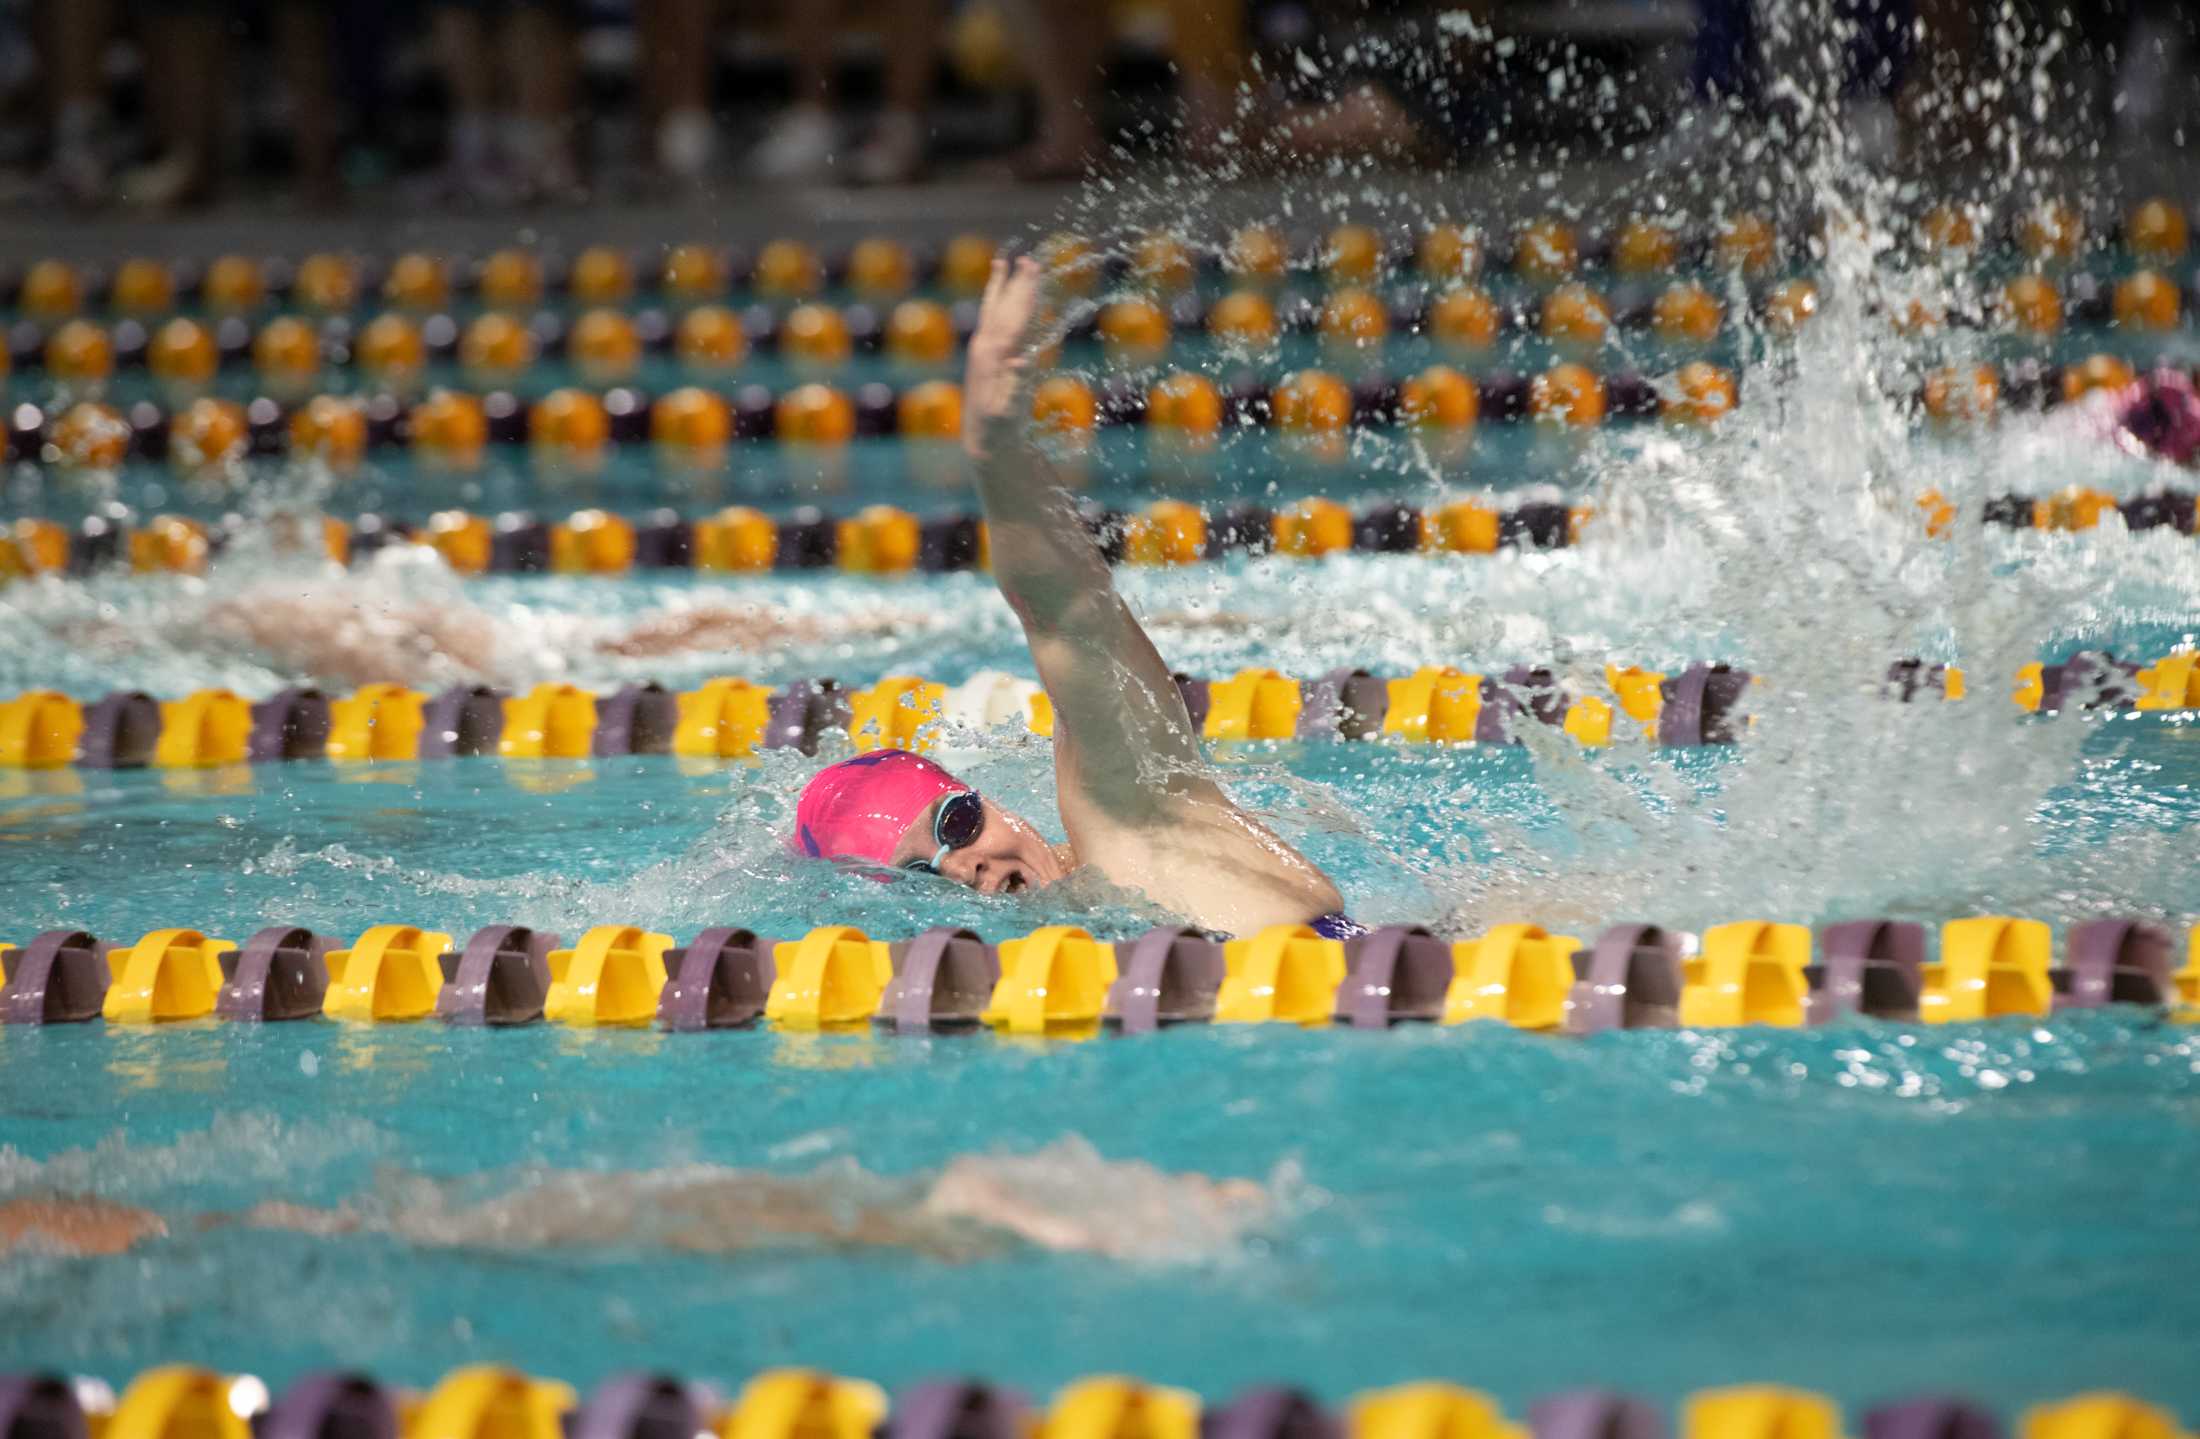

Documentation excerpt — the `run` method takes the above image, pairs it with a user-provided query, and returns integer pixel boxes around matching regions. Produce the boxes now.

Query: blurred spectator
[36,0,113,202]
[429,0,581,203]
[1260,0,1502,165]
[11,0,2186,211]
[637,0,718,186]
[1658,0,1913,166]
[35,0,339,208]
[1688,0,1758,114]
[747,0,947,184]
[2104,0,2196,140]
[126,3,226,206]
[1170,0,1247,151]
[989,0,1254,177]
[275,5,342,204]
[987,0,1105,178]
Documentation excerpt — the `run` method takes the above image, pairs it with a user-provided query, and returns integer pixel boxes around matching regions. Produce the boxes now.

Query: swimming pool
[6,188,2200,1423]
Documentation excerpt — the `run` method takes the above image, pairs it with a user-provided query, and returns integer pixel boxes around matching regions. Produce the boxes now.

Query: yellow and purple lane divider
[5,470,2193,585]
[1,649,2195,773]
[5,193,2194,327]
[8,346,2198,496]
[3,914,2196,1032]
[4,494,1611,579]
[0,363,1748,490]
[15,259,2199,396]
[0,1363,2192,1439]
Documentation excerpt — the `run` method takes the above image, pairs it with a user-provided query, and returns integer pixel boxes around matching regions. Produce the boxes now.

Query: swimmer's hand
[964,255,1047,460]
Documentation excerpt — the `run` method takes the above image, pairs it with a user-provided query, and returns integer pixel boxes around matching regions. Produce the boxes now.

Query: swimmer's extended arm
[964,258,1342,930]
[963,257,1209,818]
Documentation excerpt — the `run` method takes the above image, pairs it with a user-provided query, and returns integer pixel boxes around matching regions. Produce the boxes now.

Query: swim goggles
[904,790,986,875]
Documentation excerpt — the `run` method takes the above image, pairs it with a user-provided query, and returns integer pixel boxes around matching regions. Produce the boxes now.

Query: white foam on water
[0,1111,390,1201]
[0,537,964,699]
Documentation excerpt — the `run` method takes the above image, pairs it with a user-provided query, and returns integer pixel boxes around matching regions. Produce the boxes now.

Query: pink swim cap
[793,751,969,865]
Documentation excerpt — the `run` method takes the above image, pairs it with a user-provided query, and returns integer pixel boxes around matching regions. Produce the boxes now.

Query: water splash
[0,540,959,698]
[0,1111,391,1202]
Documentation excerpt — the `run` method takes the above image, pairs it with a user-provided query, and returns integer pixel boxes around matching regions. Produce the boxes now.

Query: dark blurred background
[0,0,2193,214]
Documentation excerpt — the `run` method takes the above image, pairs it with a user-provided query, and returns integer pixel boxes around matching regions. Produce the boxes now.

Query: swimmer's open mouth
[1004,873,1028,894]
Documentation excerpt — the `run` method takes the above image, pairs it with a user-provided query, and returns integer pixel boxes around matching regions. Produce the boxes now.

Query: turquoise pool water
[3,1008,2199,1409]
[7,225,2200,1417]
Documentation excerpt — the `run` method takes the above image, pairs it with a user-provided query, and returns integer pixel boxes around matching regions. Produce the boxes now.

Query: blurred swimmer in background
[0,1140,1274,1264]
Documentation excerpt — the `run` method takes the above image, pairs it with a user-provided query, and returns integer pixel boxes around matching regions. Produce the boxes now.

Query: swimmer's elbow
[1006,573,1109,637]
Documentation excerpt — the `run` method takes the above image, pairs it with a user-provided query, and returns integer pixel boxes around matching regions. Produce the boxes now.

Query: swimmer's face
[888,794,1067,895]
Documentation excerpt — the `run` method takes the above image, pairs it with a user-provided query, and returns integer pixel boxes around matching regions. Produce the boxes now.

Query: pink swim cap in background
[793,751,969,865]
[2114,367,2200,467]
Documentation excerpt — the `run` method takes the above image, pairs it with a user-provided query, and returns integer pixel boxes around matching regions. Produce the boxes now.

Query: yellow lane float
[326,684,428,762]
[1679,921,1811,1028]
[411,1365,575,1439]
[0,691,84,768]
[1203,668,1303,741]
[1216,924,1347,1025]
[984,926,1118,1035]
[720,1371,888,1439]
[1922,916,2053,1022]
[1681,1387,1841,1439]
[1348,1383,1519,1439]
[1443,924,1583,1028]
[544,925,675,1026]
[673,678,773,758]
[500,683,599,759]
[1042,1378,1199,1439]
[324,924,454,1021]
[848,676,946,752]
[154,690,252,768]
[102,929,237,1024]
[767,926,892,1029]
[108,1366,252,1439]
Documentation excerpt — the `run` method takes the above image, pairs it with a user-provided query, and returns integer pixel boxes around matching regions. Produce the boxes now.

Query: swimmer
[36,587,928,692]
[200,592,926,688]
[0,1141,1270,1264]
[792,256,1361,940]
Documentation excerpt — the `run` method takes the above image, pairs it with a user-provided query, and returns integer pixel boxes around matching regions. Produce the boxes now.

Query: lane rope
[5,916,2196,1030]
[1,652,2193,771]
